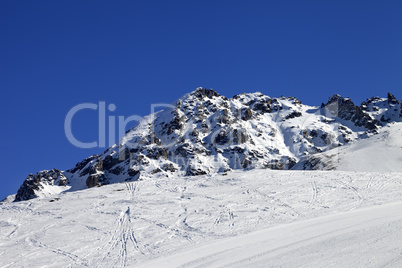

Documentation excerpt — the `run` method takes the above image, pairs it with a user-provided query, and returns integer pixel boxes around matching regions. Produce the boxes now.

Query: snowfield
[138,202,402,268]
[1,169,402,267]
[294,123,402,172]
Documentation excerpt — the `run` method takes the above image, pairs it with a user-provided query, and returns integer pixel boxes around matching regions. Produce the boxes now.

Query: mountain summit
[14,88,401,201]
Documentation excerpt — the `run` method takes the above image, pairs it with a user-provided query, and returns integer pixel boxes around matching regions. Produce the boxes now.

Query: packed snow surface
[1,169,402,267]
[138,202,402,268]
[333,123,402,171]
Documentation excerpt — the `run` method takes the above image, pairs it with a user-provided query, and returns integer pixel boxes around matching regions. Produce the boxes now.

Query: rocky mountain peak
[324,94,377,130]
[15,169,67,201]
[191,87,221,100]
[387,92,399,105]
[13,89,402,201]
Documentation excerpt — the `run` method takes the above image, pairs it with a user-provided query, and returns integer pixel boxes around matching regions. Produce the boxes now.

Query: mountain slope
[13,89,402,201]
[293,122,402,171]
[137,202,402,268]
[1,169,402,267]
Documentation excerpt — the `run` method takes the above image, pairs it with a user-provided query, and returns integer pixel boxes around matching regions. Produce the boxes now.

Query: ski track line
[97,206,145,268]
[336,178,364,210]
[375,176,395,192]
[253,188,301,217]
[308,180,318,208]
[7,222,89,268]
[366,175,374,189]
[210,206,236,233]
[136,202,402,268]
[95,181,147,267]
[5,202,36,239]
[26,236,89,266]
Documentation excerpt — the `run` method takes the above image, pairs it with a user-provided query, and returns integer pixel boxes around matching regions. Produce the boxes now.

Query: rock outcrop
[15,169,67,201]
[14,88,401,201]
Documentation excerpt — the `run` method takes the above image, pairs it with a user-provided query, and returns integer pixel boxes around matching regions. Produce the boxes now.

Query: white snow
[294,122,402,172]
[137,202,402,268]
[1,169,402,267]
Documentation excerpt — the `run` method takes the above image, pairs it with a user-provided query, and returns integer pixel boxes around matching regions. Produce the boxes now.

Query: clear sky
[1,0,401,200]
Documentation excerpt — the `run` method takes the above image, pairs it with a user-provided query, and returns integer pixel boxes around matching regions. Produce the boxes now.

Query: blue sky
[1,0,401,200]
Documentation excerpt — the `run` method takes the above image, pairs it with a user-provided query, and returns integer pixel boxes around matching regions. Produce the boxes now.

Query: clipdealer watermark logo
[64,102,175,149]
[63,100,343,168]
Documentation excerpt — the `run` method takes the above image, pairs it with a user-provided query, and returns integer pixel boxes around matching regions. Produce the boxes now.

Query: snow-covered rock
[14,88,402,201]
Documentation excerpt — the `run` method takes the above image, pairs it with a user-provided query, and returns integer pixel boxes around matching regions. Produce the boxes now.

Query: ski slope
[294,122,402,172]
[138,202,402,268]
[1,169,402,267]
[333,123,402,172]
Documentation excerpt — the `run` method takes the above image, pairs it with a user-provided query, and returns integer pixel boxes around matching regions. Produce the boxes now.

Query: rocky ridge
[14,88,401,201]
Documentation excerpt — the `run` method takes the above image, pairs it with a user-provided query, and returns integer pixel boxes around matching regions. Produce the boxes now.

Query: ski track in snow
[308,180,318,208]
[1,170,402,267]
[95,181,147,267]
[99,206,143,267]
[143,203,402,268]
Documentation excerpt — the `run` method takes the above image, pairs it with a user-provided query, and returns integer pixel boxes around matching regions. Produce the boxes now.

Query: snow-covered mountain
[13,88,402,201]
[2,88,402,267]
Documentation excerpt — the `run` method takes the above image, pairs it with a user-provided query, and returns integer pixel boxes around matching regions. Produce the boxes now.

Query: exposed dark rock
[267,98,282,111]
[192,88,221,99]
[387,92,399,105]
[186,166,208,176]
[297,155,337,170]
[175,143,194,157]
[200,122,209,133]
[380,115,390,123]
[190,128,199,137]
[151,168,162,174]
[285,111,302,120]
[291,97,302,105]
[241,108,253,120]
[86,174,101,188]
[324,94,377,130]
[79,156,103,177]
[167,110,184,135]
[127,169,140,177]
[215,130,230,145]
[274,157,296,170]
[366,96,382,104]
[149,132,161,145]
[227,146,245,154]
[242,158,252,169]
[232,129,248,144]
[161,163,177,172]
[135,154,150,166]
[15,169,67,201]
[249,150,264,158]
[217,109,231,124]
[147,147,168,160]
[68,155,98,174]
[109,166,123,175]
[360,101,368,111]
[250,99,271,114]
[103,155,121,170]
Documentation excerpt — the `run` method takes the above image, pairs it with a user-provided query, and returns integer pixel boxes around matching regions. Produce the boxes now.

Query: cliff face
[14,88,401,201]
